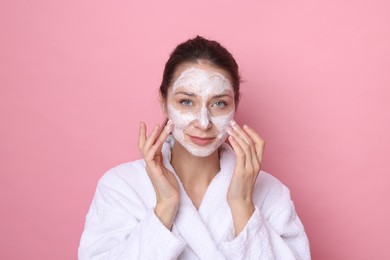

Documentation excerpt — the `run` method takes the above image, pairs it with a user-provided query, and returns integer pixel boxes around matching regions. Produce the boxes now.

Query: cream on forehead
[171,67,233,97]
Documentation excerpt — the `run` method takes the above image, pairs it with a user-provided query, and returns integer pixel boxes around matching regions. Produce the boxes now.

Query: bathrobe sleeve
[219,185,311,260]
[78,169,186,260]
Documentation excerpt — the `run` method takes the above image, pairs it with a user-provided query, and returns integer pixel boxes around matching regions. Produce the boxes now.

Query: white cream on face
[167,67,234,157]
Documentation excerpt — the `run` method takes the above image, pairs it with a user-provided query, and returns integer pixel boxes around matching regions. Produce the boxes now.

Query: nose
[196,106,211,129]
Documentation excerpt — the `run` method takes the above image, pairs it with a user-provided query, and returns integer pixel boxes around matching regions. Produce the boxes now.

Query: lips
[188,135,216,146]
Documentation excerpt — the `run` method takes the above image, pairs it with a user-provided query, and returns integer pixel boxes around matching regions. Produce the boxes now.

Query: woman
[79,36,310,259]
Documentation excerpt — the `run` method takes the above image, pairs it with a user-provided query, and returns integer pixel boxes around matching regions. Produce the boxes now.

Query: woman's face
[164,62,235,157]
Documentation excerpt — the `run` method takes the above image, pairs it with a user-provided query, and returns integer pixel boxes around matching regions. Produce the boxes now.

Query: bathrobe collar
[162,135,236,259]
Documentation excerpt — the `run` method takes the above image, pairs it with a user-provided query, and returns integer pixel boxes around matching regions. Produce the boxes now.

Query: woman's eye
[179,99,193,107]
[212,100,227,108]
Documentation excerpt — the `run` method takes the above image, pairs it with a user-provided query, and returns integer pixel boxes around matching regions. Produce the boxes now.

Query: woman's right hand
[138,120,180,229]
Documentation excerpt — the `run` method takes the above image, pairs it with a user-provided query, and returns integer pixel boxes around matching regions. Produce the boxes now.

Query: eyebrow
[174,91,232,98]
[174,91,196,97]
[213,94,232,98]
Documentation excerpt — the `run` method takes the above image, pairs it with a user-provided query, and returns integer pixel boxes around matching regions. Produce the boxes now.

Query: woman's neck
[170,141,220,191]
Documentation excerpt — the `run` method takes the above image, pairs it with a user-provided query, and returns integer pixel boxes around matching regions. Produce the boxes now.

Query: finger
[149,120,173,157]
[138,122,147,152]
[229,123,254,170]
[144,119,173,160]
[231,121,252,145]
[231,134,253,173]
[228,135,245,170]
[243,124,265,163]
[143,124,162,153]
[158,119,173,143]
[241,125,261,172]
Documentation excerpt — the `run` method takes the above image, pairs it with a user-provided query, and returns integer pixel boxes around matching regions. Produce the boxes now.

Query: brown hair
[159,35,241,105]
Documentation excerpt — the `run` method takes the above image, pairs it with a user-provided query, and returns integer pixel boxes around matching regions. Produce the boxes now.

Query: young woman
[79,36,310,259]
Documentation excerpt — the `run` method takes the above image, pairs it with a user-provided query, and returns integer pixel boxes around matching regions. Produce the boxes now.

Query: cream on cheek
[167,67,234,157]
[212,110,234,139]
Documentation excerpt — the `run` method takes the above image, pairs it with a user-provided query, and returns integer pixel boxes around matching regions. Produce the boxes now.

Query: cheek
[167,105,196,128]
[211,110,234,131]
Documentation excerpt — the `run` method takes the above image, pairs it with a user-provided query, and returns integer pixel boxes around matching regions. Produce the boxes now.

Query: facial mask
[167,67,234,157]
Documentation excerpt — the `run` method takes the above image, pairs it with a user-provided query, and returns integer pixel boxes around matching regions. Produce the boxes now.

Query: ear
[159,93,168,118]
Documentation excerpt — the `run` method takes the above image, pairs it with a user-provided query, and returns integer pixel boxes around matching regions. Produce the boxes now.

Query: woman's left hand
[226,120,265,235]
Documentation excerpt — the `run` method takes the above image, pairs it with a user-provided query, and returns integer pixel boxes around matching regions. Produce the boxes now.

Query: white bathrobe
[79,136,310,259]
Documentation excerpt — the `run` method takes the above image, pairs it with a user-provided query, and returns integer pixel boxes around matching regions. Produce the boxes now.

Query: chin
[188,147,216,158]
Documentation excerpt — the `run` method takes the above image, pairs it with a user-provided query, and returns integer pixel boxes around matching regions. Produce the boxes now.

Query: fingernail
[166,119,173,133]
[227,126,234,136]
[230,120,238,129]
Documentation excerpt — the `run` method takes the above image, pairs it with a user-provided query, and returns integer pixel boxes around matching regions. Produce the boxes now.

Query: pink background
[1,0,389,259]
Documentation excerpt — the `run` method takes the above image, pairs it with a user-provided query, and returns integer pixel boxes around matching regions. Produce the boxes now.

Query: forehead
[171,62,233,94]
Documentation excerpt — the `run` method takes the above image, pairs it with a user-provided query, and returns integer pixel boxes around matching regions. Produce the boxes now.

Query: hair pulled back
[160,36,241,105]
